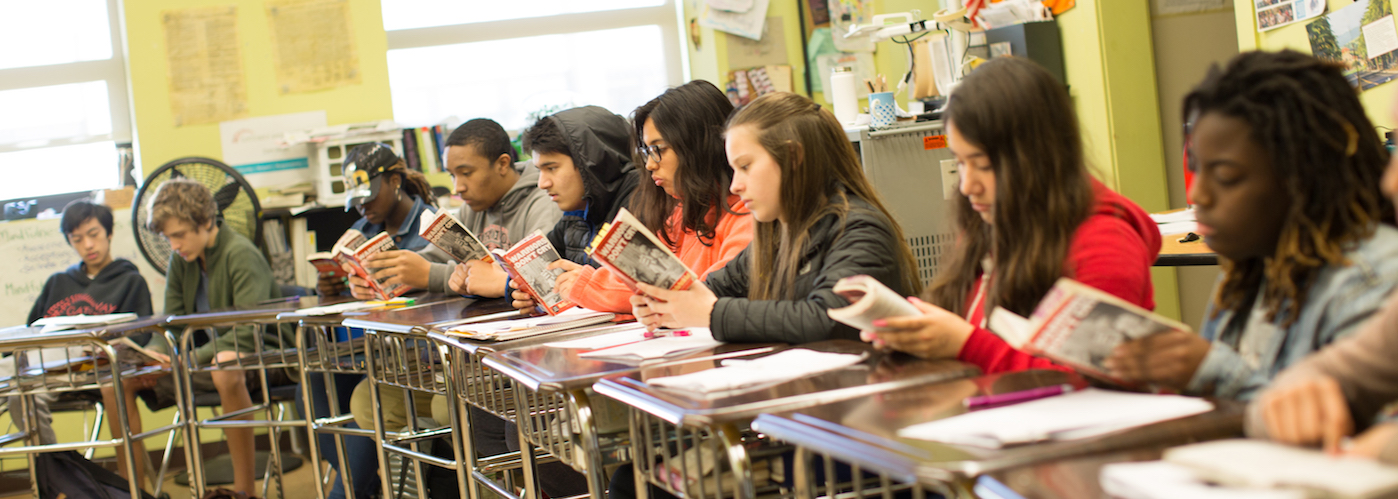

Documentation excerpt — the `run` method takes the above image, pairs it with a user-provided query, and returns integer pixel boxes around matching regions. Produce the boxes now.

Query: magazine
[306,229,370,279]
[826,275,921,331]
[587,208,698,291]
[419,209,493,264]
[307,229,409,300]
[494,231,575,315]
[988,278,1190,384]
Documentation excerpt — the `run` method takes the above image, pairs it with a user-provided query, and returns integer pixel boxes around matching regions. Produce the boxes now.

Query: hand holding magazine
[826,275,921,331]
[308,229,409,300]
[587,208,698,293]
[988,278,1191,384]
[419,209,493,264]
[493,231,575,315]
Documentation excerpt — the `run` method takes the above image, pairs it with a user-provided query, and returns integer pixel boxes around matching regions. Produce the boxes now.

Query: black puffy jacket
[542,106,640,266]
[704,193,917,344]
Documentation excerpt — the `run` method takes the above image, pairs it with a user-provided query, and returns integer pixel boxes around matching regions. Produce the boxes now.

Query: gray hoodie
[420,161,562,292]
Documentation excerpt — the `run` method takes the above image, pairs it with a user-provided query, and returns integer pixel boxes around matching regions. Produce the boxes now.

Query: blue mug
[869,92,896,127]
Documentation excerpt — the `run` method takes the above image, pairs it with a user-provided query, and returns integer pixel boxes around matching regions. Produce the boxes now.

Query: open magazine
[419,209,493,264]
[989,278,1190,384]
[826,275,921,331]
[587,208,698,292]
[307,229,409,300]
[493,231,575,315]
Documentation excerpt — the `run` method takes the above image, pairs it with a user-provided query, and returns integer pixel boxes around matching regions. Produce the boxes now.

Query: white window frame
[383,0,689,129]
[0,0,132,155]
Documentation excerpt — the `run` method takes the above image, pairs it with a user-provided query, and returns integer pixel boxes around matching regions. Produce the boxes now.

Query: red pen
[964,384,1074,410]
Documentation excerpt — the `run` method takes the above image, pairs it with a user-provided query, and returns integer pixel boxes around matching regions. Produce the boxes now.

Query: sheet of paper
[219,111,325,189]
[700,0,770,40]
[1166,439,1398,499]
[448,307,606,334]
[727,17,789,69]
[1365,15,1398,59]
[163,6,248,126]
[1100,461,1306,499]
[1149,209,1195,224]
[1158,221,1198,235]
[543,326,650,349]
[706,0,754,12]
[897,388,1213,448]
[647,348,863,393]
[266,0,361,94]
[579,328,721,360]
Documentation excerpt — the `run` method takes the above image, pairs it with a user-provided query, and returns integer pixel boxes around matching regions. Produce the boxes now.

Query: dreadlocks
[1185,50,1393,328]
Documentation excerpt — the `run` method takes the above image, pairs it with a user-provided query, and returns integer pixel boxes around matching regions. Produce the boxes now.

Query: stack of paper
[445,308,614,341]
[1165,439,1398,499]
[578,328,722,362]
[896,388,1213,448]
[294,301,389,316]
[31,313,138,333]
[1101,461,1305,499]
[645,348,863,393]
[1150,209,1197,235]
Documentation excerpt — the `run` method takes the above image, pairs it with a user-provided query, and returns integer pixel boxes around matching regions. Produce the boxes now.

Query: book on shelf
[306,229,409,300]
[493,230,575,316]
[826,275,920,331]
[989,278,1190,385]
[418,209,493,264]
[587,208,698,292]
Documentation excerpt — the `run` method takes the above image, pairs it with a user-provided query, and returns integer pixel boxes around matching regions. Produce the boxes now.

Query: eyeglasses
[637,143,670,164]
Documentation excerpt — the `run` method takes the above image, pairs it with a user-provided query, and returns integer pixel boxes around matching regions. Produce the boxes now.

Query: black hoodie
[27,258,153,326]
[544,106,640,266]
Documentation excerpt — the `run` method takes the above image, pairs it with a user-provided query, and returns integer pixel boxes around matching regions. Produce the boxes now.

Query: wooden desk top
[1152,207,1217,266]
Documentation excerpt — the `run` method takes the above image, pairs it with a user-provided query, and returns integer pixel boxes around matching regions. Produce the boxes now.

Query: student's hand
[512,290,539,313]
[343,263,377,300]
[366,250,431,289]
[1259,376,1354,454]
[1346,423,1398,459]
[860,297,975,360]
[448,263,469,295]
[464,260,507,298]
[630,292,664,331]
[1104,330,1211,390]
[634,281,717,331]
[317,272,346,297]
[549,260,585,297]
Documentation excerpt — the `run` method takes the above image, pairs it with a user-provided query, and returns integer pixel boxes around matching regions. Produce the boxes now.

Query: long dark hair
[923,57,1096,318]
[1186,50,1392,327]
[630,80,737,247]
[724,92,922,300]
[386,159,439,209]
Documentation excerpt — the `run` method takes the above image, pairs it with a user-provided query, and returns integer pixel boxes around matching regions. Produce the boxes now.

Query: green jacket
[157,225,282,364]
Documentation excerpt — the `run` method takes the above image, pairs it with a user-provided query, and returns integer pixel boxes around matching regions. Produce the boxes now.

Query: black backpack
[34,450,157,499]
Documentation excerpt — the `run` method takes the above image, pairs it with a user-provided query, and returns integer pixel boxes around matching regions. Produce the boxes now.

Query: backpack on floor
[34,450,157,499]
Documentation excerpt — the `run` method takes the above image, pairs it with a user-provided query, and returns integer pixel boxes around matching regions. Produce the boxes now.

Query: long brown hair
[923,57,1095,318]
[630,81,738,247]
[724,92,921,300]
[1185,50,1392,327]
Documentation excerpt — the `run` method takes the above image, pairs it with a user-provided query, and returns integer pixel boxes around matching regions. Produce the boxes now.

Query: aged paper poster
[163,6,248,127]
[266,0,360,94]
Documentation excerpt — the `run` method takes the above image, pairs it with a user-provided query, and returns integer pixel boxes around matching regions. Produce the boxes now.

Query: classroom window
[0,0,130,200]
[382,0,684,130]
[388,26,671,131]
[382,0,665,31]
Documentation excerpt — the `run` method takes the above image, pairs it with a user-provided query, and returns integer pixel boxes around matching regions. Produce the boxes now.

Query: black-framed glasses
[637,143,669,163]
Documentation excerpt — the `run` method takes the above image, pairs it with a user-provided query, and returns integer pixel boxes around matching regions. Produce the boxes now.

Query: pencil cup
[869,92,896,128]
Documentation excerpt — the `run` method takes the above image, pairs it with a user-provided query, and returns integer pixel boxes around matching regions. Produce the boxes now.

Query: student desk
[0,317,170,498]
[280,292,463,499]
[482,329,774,499]
[166,295,344,498]
[1155,232,1218,267]
[593,340,980,499]
[342,296,521,499]
[750,370,1243,499]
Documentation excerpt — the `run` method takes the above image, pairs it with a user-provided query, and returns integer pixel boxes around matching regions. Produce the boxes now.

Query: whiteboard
[0,208,167,327]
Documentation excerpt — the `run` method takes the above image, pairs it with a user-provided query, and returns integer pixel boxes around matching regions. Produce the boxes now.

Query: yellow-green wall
[125,0,395,185]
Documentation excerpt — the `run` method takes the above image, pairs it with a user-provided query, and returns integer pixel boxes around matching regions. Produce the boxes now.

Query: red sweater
[568,196,753,313]
[956,181,1163,373]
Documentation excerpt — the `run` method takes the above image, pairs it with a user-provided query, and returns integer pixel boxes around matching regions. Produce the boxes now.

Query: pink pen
[644,330,691,339]
[963,384,1074,410]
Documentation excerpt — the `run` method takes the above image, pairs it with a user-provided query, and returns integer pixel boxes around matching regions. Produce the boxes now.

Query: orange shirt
[568,196,753,313]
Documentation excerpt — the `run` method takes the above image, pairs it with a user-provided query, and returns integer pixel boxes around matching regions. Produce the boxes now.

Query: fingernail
[872,319,887,327]
[908,296,924,304]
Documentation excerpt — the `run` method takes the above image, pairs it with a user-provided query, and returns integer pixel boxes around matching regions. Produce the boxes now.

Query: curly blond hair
[146,178,217,233]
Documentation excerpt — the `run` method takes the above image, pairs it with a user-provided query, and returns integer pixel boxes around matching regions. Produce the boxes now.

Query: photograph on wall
[1256,0,1324,31]
[1307,0,1398,91]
